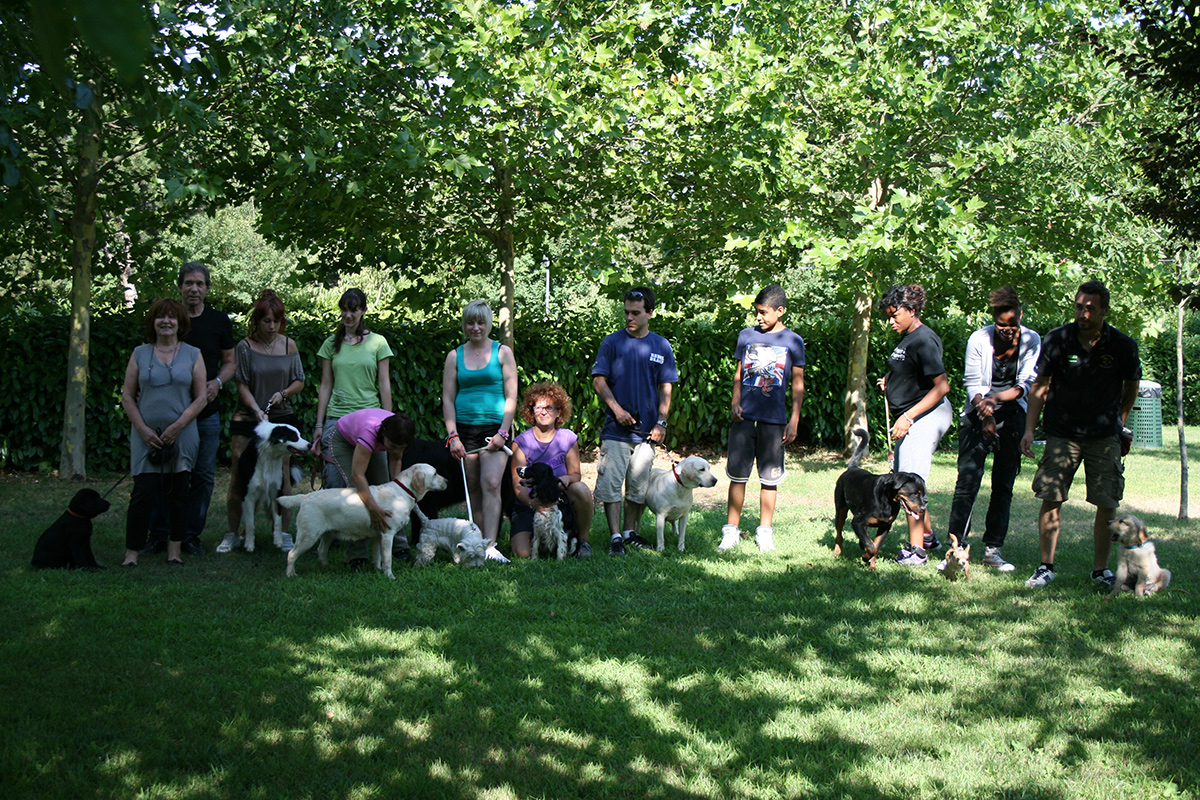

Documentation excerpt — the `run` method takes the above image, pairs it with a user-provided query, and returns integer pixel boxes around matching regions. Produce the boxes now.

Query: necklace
[258,334,281,354]
[154,341,180,366]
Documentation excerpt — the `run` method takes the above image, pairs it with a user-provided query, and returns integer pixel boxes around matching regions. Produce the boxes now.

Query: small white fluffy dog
[1109,513,1172,598]
[278,463,446,579]
[411,506,487,567]
[631,444,719,552]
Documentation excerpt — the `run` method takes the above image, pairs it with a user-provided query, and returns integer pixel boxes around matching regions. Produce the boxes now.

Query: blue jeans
[150,412,220,543]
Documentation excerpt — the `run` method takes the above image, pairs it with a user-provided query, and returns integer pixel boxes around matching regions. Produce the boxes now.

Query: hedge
[1,305,1190,473]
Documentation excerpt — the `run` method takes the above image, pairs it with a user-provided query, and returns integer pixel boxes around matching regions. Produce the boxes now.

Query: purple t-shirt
[335,408,393,452]
[515,427,577,478]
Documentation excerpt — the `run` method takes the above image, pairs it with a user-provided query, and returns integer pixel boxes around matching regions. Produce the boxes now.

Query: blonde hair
[462,300,493,337]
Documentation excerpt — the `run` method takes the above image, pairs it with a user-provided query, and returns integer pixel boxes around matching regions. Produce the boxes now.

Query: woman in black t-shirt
[877,284,953,566]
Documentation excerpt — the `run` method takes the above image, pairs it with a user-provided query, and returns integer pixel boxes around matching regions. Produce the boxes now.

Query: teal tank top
[455,340,506,424]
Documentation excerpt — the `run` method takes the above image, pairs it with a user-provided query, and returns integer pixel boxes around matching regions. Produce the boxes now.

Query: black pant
[946,404,1024,548]
[126,472,191,551]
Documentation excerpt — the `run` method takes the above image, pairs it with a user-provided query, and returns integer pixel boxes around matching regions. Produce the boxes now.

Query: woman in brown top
[217,290,306,553]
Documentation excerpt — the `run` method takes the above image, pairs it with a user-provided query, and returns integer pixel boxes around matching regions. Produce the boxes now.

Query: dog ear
[408,469,425,496]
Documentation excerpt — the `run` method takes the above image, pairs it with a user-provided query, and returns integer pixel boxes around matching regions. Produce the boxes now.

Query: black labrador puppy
[833,428,927,569]
[32,488,111,569]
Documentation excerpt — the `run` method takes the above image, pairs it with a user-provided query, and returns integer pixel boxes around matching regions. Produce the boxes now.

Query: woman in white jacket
[945,287,1041,571]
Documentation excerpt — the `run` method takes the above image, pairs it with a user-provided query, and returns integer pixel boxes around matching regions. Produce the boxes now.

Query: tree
[213,0,695,345]
[1,1,253,478]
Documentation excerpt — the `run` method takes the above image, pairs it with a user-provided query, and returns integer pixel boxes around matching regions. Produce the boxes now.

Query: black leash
[100,471,131,500]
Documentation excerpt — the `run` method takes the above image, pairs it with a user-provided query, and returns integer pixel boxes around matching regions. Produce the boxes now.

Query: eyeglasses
[148,362,173,388]
[532,404,558,413]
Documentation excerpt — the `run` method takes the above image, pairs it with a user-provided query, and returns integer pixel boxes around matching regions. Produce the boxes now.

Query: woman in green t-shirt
[310,288,395,493]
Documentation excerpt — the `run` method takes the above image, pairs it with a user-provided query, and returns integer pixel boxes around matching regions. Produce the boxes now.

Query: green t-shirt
[317,331,395,417]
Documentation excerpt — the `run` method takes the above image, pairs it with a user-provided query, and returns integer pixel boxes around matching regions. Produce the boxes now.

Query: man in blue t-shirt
[1019,280,1140,590]
[718,284,806,554]
[591,287,678,555]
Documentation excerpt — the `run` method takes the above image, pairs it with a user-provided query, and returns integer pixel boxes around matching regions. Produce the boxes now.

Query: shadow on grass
[1,469,1197,800]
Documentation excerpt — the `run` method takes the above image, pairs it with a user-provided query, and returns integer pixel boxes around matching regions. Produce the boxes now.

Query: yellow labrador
[278,463,446,579]
[636,445,718,552]
[1109,513,1171,598]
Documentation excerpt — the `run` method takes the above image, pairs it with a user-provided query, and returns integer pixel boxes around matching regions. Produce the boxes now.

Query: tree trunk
[843,287,872,456]
[491,164,515,349]
[60,104,101,479]
[1178,296,1189,520]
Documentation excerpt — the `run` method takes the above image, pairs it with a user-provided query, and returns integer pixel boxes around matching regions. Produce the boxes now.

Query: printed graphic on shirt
[742,344,788,396]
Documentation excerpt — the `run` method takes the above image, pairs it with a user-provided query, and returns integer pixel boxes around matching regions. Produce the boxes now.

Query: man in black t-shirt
[144,262,235,555]
[1019,281,1140,589]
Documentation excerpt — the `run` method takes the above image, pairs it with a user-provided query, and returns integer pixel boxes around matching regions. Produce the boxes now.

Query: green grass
[2,427,1198,799]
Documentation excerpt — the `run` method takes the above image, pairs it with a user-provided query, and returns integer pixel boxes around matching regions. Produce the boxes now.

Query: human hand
[138,424,164,449]
[1019,431,1035,458]
[783,420,798,444]
[649,424,666,444]
[890,416,911,442]
[159,421,182,446]
[486,434,506,452]
[449,437,466,460]
[731,402,743,421]
[369,506,393,533]
[310,435,323,457]
[876,376,888,392]
[613,406,636,428]
[205,379,220,403]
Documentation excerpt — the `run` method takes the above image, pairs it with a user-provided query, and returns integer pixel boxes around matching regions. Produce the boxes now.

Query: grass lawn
[2,428,1197,800]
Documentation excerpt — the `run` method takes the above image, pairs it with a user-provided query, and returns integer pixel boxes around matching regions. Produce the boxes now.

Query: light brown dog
[941,534,971,583]
[1109,514,1172,598]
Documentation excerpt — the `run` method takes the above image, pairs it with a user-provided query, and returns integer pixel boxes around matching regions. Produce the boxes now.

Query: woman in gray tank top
[120,299,208,566]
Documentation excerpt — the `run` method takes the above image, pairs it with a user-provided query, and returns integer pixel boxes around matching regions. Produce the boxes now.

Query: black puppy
[519,461,577,557]
[833,428,928,569]
[31,488,111,569]
[401,438,514,544]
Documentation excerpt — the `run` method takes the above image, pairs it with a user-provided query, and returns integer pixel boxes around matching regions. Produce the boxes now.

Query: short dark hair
[144,298,190,342]
[624,286,656,313]
[1076,280,1110,309]
[380,412,415,450]
[989,286,1021,316]
[878,283,927,317]
[178,261,211,288]
[755,284,786,309]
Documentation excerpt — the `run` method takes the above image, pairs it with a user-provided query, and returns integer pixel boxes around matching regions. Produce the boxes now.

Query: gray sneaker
[1025,564,1055,587]
[982,546,1015,572]
[278,532,295,553]
[575,541,592,559]
[1091,569,1115,588]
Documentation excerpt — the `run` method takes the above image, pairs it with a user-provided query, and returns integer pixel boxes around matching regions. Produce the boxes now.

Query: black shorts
[726,419,787,486]
[230,413,302,439]
[458,422,501,452]
[511,503,534,534]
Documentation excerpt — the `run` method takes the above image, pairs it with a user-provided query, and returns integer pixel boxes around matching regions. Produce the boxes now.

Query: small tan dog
[1109,513,1171,598]
[941,534,971,582]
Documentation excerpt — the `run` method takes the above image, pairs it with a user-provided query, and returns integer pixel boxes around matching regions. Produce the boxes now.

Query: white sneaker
[216,532,241,554]
[485,545,511,564]
[278,532,295,553]
[982,546,1015,572]
[718,524,740,552]
[755,525,776,552]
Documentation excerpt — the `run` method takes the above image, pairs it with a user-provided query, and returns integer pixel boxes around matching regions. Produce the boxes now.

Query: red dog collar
[393,478,416,499]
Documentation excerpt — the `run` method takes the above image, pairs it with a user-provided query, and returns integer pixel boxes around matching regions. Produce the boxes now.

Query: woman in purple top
[509,382,593,559]
[331,409,415,536]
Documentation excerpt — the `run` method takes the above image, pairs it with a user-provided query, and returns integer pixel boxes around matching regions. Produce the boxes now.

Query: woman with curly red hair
[509,382,594,558]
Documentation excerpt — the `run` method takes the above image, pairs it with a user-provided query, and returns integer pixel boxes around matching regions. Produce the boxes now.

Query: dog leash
[100,471,131,500]
[458,443,513,522]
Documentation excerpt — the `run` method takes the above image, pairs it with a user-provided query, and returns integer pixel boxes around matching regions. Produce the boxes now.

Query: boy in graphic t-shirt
[719,285,806,553]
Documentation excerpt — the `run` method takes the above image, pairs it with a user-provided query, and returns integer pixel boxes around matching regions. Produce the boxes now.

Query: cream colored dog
[1109,513,1172,598]
[632,444,718,552]
[278,463,446,579]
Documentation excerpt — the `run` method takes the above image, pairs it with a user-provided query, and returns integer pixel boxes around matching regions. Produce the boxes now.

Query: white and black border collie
[228,421,309,552]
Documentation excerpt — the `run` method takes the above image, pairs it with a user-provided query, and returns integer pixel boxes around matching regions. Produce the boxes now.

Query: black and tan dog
[31,488,111,569]
[833,428,928,569]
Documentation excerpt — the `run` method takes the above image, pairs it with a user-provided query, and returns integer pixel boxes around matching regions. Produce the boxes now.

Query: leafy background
[2,303,1194,473]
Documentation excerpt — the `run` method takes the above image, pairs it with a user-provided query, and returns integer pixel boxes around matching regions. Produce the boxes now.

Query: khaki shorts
[594,439,652,504]
[1031,435,1124,507]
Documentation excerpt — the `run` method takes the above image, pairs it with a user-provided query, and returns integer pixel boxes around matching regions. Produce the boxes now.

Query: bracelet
[496,428,510,440]
[314,422,324,429]
[215,377,223,389]
[903,413,914,424]
[446,432,460,446]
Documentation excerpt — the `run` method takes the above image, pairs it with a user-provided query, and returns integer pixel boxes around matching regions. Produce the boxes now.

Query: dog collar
[393,478,416,500]
[672,462,683,485]
[67,508,86,519]
[1124,542,1148,550]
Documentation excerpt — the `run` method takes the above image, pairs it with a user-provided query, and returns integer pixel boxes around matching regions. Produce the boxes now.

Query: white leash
[459,444,512,522]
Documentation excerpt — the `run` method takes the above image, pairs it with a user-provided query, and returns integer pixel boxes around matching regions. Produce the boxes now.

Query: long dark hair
[333,288,369,354]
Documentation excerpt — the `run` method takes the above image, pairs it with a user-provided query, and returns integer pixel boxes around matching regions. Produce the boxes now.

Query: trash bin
[1128,380,1163,449]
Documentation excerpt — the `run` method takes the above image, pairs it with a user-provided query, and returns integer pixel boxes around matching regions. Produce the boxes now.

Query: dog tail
[412,505,433,525]
[275,494,304,510]
[847,428,869,469]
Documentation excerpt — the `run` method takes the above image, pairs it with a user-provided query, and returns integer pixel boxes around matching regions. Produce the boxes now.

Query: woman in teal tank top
[442,300,518,562]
